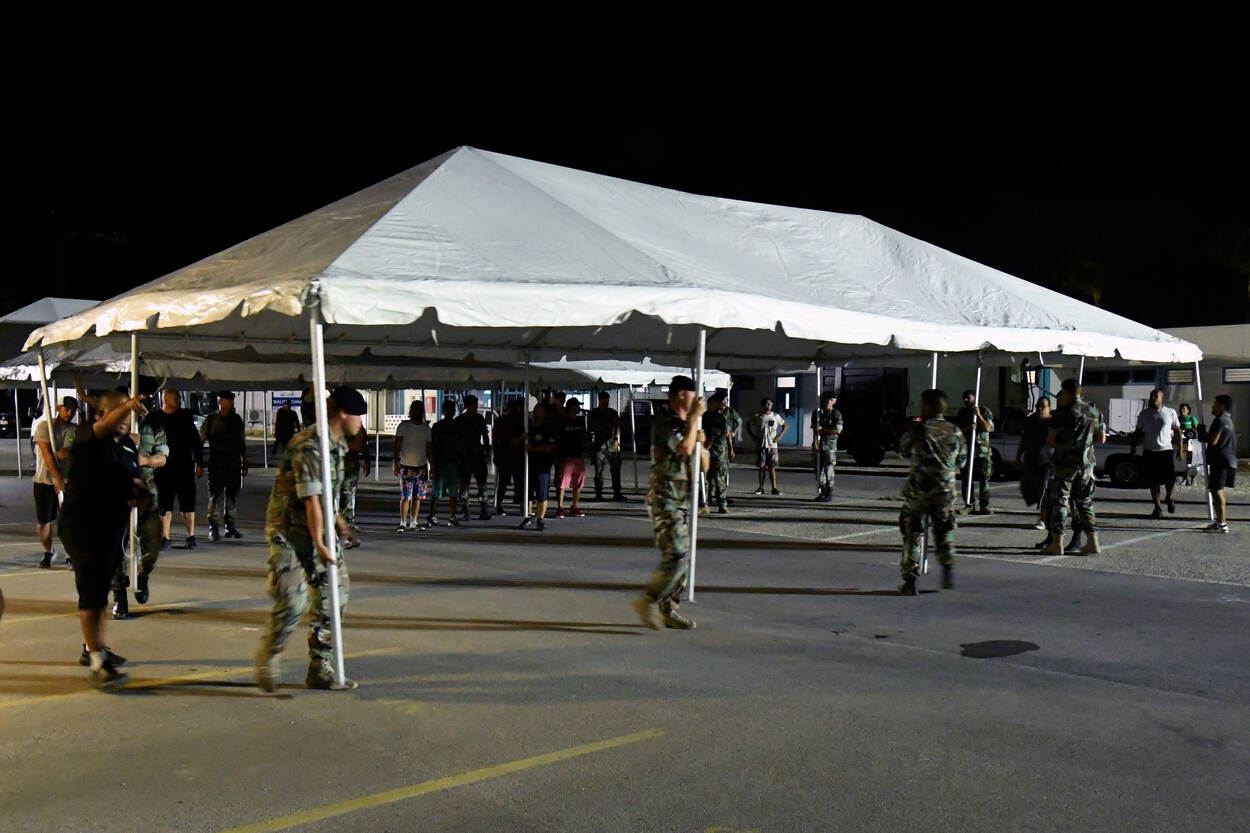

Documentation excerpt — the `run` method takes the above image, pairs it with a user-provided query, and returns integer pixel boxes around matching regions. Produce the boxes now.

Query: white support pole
[1078,356,1085,386]
[129,333,139,590]
[931,352,938,389]
[687,329,707,602]
[36,352,57,494]
[629,385,639,494]
[964,361,982,507]
[262,390,269,469]
[310,312,347,687]
[523,356,531,518]
[14,388,22,477]
[1194,360,1215,521]
[374,390,381,480]
[921,353,940,571]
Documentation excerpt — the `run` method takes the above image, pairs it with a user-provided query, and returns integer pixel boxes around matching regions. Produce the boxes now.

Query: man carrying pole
[1041,378,1106,556]
[898,389,966,595]
[255,386,366,692]
[956,387,994,515]
[632,375,708,630]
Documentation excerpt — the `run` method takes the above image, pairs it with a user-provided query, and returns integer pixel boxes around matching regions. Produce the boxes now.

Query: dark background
[13,90,1249,330]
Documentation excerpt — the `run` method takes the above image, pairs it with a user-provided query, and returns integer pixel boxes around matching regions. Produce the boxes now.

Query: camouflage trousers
[111,501,166,590]
[816,447,837,489]
[593,445,622,496]
[339,468,360,527]
[708,453,730,508]
[1044,468,1096,536]
[643,505,689,603]
[961,451,992,507]
[898,489,957,579]
[258,531,351,679]
[207,468,240,528]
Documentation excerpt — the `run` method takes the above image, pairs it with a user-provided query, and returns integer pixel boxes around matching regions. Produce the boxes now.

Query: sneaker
[555,508,566,518]
[224,525,242,539]
[38,552,52,569]
[494,506,509,516]
[753,487,765,495]
[135,572,150,605]
[90,660,129,688]
[1033,536,1053,550]
[112,593,129,620]
[941,564,953,590]
[63,555,72,569]
[570,508,585,518]
[256,647,279,693]
[79,645,127,668]
[1166,497,1176,514]
[1149,506,1163,520]
[535,518,545,531]
[632,595,662,630]
[771,488,782,496]
[658,599,696,629]
[208,524,221,543]
[1079,533,1101,554]
[447,518,459,528]
[594,491,604,502]
[344,536,361,549]
[518,517,535,530]
[185,535,197,550]
[305,668,358,690]
[161,537,170,550]
[898,576,917,596]
[1033,520,1046,530]
[397,525,407,534]
[426,516,438,528]
[1205,522,1230,534]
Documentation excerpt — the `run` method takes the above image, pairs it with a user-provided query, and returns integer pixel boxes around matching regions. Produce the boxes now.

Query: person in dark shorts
[1132,388,1182,519]
[454,394,492,521]
[59,391,148,687]
[33,396,77,568]
[426,400,465,527]
[157,390,203,549]
[1204,395,1238,533]
[519,404,558,531]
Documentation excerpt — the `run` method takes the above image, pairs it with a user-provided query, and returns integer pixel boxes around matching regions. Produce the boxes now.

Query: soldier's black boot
[135,571,150,605]
[478,503,490,521]
[595,489,604,502]
[112,589,129,619]
[941,563,954,590]
[1064,532,1083,554]
[225,522,242,539]
[898,575,918,596]
[208,523,221,543]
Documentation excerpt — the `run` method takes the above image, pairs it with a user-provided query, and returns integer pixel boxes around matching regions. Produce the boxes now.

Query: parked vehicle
[0,411,14,439]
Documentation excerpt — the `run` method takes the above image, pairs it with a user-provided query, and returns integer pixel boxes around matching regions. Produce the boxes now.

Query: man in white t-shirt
[748,398,788,495]
[1132,388,1182,519]
[33,396,78,568]
[392,400,432,532]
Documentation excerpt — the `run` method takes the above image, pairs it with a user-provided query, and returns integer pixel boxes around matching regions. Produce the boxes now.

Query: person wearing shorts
[156,390,202,549]
[555,399,590,517]
[1133,389,1182,519]
[425,400,464,527]
[33,397,77,568]
[519,404,558,531]
[748,398,787,495]
[393,400,432,531]
[1205,395,1238,533]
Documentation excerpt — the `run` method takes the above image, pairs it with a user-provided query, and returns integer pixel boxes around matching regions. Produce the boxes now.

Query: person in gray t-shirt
[33,397,78,568]
[1204,395,1238,533]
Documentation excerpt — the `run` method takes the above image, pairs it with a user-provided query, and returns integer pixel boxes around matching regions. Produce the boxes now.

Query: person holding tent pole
[956,389,995,515]
[255,386,366,692]
[633,375,707,630]
[898,389,966,596]
[1041,378,1106,556]
[811,393,843,503]
[33,395,77,569]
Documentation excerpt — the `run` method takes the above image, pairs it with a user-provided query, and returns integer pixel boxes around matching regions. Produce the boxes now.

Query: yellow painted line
[0,647,401,711]
[216,728,665,833]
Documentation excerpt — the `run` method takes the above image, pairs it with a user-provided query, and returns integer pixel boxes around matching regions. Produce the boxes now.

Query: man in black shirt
[555,399,590,517]
[426,400,465,527]
[492,399,525,515]
[454,394,492,521]
[519,404,558,531]
[588,391,625,501]
[60,391,148,687]
[200,390,248,541]
[157,390,203,549]
[273,401,300,458]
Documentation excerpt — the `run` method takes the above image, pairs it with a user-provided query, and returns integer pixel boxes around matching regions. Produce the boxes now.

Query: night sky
[14,98,1249,331]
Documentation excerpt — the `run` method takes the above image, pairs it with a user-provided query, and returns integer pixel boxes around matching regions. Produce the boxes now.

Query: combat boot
[975,505,993,515]
[208,523,221,543]
[658,598,696,629]
[185,535,197,549]
[111,590,129,620]
[478,505,491,521]
[898,575,918,596]
[632,595,662,630]
[941,563,954,589]
[255,646,279,693]
[305,661,357,690]
[1079,533,1100,555]
[1041,536,1064,556]
[1063,532,1083,554]
[135,571,150,605]
[958,503,974,516]
[224,523,242,539]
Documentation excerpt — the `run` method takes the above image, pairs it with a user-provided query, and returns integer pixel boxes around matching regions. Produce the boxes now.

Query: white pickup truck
[989,430,1192,487]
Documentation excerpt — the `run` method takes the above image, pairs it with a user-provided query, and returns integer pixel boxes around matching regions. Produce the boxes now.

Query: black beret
[330,386,367,416]
[669,375,697,394]
[217,390,235,400]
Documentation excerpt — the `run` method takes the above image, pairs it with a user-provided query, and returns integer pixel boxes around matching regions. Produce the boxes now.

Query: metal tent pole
[964,360,982,507]
[374,390,381,480]
[921,353,940,572]
[310,311,347,687]
[14,388,21,478]
[523,355,531,519]
[629,385,639,494]
[931,352,938,388]
[687,329,707,602]
[1194,360,1215,521]
[1078,356,1085,385]
[36,351,56,468]
[262,390,269,469]
[129,334,138,591]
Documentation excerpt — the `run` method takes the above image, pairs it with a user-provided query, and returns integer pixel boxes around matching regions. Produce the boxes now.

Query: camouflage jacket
[900,417,967,499]
[703,410,730,458]
[1049,397,1104,477]
[200,410,246,470]
[138,411,169,496]
[342,427,370,475]
[647,410,692,512]
[265,426,346,544]
[956,405,994,454]
[812,408,844,452]
[723,405,742,437]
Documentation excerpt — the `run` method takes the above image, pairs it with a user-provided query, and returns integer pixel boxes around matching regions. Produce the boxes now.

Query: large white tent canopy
[25,147,1199,368]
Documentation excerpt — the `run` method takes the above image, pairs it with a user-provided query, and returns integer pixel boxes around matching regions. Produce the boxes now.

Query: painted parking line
[215,728,665,833]
[0,647,401,711]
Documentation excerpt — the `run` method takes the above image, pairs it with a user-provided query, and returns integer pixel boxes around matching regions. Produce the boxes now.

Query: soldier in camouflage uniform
[1042,378,1106,555]
[588,391,625,501]
[898,389,967,595]
[703,392,733,513]
[811,393,844,502]
[338,425,370,543]
[255,386,367,692]
[131,409,168,607]
[955,389,995,515]
[632,376,709,630]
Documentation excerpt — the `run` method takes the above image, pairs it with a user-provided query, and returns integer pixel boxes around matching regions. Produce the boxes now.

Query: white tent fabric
[1,297,97,358]
[533,358,730,390]
[24,148,1199,367]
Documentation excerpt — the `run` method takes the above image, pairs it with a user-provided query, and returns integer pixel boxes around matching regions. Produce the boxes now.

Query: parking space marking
[215,728,665,833]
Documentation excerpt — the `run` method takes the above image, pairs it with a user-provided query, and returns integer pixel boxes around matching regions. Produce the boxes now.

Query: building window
[1166,369,1194,384]
[1224,367,1250,384]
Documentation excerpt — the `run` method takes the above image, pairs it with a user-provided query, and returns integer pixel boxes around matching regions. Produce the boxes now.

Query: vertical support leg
[310,314,346,687]
[130,333,139,590]
[1194,360,1215,521]
[964,362,982,507]
[1078,356,1085,386]
[262,390,270,469]
[14,388,21,478]
[523,358,531,519]
[687,329,707,602]
[629,385,639,494]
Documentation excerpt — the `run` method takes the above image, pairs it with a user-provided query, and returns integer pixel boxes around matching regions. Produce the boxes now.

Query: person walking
[518,404,558,531]
[897,389,966,595]
[128,407,168,608]
[156,390,202,549]
[255,386,367,692]
[33,396,77,568]
[392,400,431,532]
[588,391,625,502]
[748,398,787,496]
[555,399,590,517]
[273,401,300,458]
[703,392,733,513]
[1204,395,1238,533]
[200,391,247,541]
[426,400,465,527]
[492,399,526,515]
[956,389,995,515]
[338,425,369,547]
[1178,403,1199,485]
[1017,397,1052,528]
[1132,388,1183,518]
[1042,379,1107,555]
[632,375,708,629]
[811,393,843,502]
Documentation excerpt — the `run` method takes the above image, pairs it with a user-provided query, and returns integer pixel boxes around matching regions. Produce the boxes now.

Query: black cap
[61,396,79,410]
[708,391,726,402]
[669,375,697,394]
[217,390,235,400]
[330,386,368,416]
